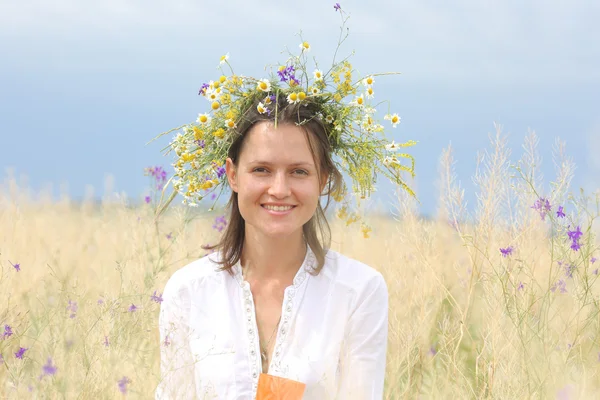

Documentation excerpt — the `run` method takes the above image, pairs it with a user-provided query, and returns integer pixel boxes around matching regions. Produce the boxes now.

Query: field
[1,129,599,399]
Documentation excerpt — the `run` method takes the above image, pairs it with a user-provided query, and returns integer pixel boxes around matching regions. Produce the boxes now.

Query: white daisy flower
[219,53,229,65]
[310,87,320,95]
[287,92,300,104]
[197,113,211,125]
[362,75,375,86]
[313,69,323,81]
[325,115,334,124]
[299,41,311,52]
[205,88,220,102]
[365,86,374,99]
[350,94,365,107]
[256,102,268,114]
[383,155,398,166]
[225,119,237,130]
[386,141,401,152]
[384,113,401,127]
[256,79,271,92]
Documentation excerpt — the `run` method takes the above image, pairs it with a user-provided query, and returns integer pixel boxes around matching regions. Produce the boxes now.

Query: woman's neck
[240,231,307,282]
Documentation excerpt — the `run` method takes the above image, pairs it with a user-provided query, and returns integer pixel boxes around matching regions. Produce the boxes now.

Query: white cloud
[1,0,599,83]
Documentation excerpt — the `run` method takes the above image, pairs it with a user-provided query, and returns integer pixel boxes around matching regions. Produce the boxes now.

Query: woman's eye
[253,167,267,173]
[295,170,308,175]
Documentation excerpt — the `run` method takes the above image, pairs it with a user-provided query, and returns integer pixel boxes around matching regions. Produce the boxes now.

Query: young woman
[156,96,389,399]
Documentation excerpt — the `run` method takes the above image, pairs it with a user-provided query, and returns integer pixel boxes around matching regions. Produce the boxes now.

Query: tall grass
[1,126,598,398]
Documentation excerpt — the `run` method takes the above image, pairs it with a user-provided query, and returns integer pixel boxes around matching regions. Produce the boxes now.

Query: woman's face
[226,121,326,239]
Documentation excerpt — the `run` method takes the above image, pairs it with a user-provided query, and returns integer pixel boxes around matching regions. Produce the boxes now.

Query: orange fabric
[256,373,306,399]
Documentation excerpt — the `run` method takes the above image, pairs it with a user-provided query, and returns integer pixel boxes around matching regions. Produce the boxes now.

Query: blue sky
[1,0,599,217]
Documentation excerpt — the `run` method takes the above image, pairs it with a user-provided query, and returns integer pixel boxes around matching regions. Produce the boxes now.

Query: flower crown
[152,4,417,237]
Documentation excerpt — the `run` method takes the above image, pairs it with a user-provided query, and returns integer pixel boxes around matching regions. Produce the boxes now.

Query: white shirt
[156,246,388,399]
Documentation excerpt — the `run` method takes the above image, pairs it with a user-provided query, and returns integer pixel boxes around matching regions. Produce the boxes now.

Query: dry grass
[1,125,599,399]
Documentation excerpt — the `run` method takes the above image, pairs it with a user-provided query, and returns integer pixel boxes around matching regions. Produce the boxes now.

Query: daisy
[325,115,334,124]
[362,75,375,86]
[287,92,300,104]
[350,94,365,107]
[205,88,220,102]
[256,79,271,92]
[256,102,268,114]
[299,41,311,52]
[365,86,374,99]
[383,155,398,166]
[219,53,229,65]
[386,141,400,151]
[197,113,211,125]
[310,87,320,96]
[313,69,323,81]
[384,113,401,127]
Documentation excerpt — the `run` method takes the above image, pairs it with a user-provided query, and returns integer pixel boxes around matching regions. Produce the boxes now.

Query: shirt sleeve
[337,272,389,399]
[155,275,197,399]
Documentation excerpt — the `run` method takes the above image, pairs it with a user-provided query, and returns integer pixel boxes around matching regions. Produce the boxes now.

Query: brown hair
[204,94,343,276]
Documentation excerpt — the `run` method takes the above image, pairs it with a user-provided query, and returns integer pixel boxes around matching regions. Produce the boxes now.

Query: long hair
[204,94,344,276]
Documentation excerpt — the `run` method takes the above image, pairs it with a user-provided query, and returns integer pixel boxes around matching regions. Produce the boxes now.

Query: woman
[156,96,389,399]
[154,7,416,398]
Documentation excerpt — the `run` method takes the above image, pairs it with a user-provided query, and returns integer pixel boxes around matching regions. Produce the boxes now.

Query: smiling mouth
[261,205,296,212]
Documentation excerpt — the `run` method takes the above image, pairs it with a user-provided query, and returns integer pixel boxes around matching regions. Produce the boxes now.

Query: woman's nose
[267,172,291,197]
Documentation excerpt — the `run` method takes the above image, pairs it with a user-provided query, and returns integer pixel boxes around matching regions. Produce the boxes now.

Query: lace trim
[231,246,316,396]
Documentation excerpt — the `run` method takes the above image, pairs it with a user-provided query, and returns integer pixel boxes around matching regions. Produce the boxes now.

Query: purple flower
[97,298,105,305]
[150,291,163,303]
[428,345,437,356]
[166,232,172,240]
[551,279,567,293]
[499,246,514,257]
[128,304,137,312]
[269,95,276,103]
[277,65,297,83]
[163,334,171,347]
[531,197,552,220]
[556,205,566,218]
[195,139,206,148]
[144,166,168,190]
[216,166,226,179]
[15,347,27,359]
[103,336,110,347]
[593,268,598,275]
[210,193,217,200]
[144,195,151,204]
[3,325,13,339]
[591,257,597,264]
[517,282,524,291]
[567,225,583,252]
[212,216,228,233]
[334,3,341,11]
[66,300,78,319]
[42,357,57,376]
[118,376,132,394]
[9,261,20,272]
[564,264,576,278]
[198,83,210,95]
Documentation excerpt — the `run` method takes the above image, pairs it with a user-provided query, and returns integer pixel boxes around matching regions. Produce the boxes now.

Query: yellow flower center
[391,116,399,123]
[211,102,220,110]
[220,55,227,62]
[219,75,227,83]
[367,77,374,85]
[259,81,268,90]
[289,93,298,102]
[302,42,310,49]
[368,88,373,95]
[298,92,306,101]
[227,120,236,128]
[257,105,266,113]
[199,115,208,123]
[357,97,364,105]
[264,96,272,104]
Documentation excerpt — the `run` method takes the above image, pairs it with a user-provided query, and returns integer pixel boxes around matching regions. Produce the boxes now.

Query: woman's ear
[225,158,238,192]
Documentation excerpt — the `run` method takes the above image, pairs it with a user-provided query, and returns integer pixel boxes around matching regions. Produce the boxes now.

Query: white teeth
[263,205,293,211]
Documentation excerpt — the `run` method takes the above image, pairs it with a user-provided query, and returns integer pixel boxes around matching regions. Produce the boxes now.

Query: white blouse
[155,246,388,399]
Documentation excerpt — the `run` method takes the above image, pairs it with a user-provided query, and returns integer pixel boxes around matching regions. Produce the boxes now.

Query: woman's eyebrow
[248,160,314,168]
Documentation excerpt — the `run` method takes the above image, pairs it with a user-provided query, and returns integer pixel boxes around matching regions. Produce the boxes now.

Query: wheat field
[1,127,599,399]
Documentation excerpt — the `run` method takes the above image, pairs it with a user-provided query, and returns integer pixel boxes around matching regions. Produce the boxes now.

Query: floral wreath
[151,4,417,238]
